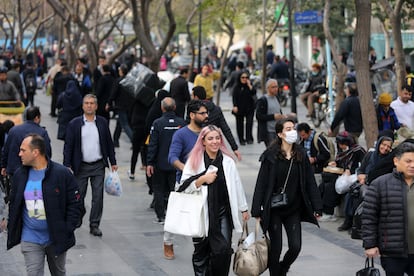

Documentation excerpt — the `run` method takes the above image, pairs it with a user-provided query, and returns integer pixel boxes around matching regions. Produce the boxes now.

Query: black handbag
[356,257,381,276]
[271,159,293,209]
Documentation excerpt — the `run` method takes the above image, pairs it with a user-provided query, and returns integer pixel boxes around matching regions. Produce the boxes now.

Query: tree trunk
[323,0,348,113]
[390,13,405,90]
[378,0,405,89]
[353,0,377,148]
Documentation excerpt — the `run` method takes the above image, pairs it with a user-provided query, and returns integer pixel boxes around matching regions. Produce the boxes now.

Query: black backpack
[25,72,36,92]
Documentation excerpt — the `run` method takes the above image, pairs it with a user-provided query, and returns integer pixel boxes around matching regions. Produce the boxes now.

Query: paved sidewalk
[0,89,382,275]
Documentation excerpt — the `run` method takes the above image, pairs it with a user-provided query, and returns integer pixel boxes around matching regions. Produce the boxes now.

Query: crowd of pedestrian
[1,42,414,276]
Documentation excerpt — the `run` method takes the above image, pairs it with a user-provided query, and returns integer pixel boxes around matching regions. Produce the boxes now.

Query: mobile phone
[207,165,218,173]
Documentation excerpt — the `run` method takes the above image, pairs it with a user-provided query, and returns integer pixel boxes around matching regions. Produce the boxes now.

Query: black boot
[337,216,353,231]
[279,262,289,276]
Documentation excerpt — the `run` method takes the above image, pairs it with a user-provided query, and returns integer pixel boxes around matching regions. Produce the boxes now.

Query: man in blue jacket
[1,106,52,177]
[64,94,117,237]
[7,134,81,275]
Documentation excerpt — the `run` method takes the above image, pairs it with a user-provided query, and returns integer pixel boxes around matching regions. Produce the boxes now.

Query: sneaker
[164,243,174,260]
[127,171,135,181]
[317,213,337,222]
[153,218,165,225]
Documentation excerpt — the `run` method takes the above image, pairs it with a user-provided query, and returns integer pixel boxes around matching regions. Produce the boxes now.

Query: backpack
[313,131,335,162]
[25,72,36,92]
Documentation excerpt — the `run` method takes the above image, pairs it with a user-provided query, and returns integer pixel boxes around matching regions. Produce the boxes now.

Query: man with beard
[163,100,208,260]
[391,85,414,130]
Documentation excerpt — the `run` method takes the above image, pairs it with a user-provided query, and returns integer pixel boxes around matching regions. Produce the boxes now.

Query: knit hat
[378,92,392,105]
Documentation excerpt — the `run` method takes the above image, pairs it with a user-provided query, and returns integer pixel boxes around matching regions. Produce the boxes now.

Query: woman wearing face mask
[251,118,323,276]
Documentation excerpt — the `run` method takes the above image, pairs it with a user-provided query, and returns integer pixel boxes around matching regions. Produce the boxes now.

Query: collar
[83,114,96,122]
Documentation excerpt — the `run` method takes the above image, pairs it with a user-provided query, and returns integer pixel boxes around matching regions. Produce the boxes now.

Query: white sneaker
[318,213,337,222]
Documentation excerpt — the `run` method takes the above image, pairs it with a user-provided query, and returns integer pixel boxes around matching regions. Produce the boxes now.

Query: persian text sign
[294,10,323,25]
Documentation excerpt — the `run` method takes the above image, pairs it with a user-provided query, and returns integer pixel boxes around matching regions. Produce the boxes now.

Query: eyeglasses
[195,111,209,115]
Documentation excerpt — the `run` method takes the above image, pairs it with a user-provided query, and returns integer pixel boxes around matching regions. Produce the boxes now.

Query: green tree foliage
[296,0,355,41]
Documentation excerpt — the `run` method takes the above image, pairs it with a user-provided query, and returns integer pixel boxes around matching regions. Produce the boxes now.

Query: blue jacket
[2,121,52,175]
[7,160,81,255]
[63,115,117,175]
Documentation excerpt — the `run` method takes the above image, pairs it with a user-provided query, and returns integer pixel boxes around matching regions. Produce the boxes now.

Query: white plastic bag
[104,171,122,196]
[335,173,357,194]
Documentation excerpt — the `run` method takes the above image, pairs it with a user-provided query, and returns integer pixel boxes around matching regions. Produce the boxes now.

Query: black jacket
[147,112,186,171]
[330,95,363,133]
[362,170,408,257]
[107,76,135,112]
[7,161,81,255]
[299,131,331,173]
[256,95,281,143]
[251,146,322,232]
[232,83,256,116]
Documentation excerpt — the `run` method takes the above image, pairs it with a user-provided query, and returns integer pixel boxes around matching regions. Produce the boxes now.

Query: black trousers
[268,210,302,275]
[381,255,414,276]
[235,112,254,143]
[151,169,175,220]
[320,172,341,215]
[192,207,233,276]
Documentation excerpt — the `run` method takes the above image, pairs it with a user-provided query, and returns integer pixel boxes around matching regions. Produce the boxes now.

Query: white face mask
[284,130,298,144]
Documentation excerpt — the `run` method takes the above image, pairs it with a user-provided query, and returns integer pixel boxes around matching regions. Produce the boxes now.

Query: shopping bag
[104,170,122,196]
[233,220,270,276]
[335,173,357,194]
[164,191,206,237]
[356,257,381,276]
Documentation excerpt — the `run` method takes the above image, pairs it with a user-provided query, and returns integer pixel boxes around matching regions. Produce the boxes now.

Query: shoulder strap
[313,132,321,152]
[176,169,207,192]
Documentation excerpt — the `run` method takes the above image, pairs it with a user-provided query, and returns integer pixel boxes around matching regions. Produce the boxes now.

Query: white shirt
[390,97,414,130]
[81,116,103,163]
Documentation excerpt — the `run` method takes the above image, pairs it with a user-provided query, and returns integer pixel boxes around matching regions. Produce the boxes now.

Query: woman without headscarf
[178,125,249,275]
[251,118,322,275]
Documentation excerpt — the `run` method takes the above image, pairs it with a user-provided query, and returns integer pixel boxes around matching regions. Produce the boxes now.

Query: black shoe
[337,222,352,231]
[113,142,120,148]
[90,227,103,237]
[240,141,246,146]
[49,113,57,118]
[247,140,254,144]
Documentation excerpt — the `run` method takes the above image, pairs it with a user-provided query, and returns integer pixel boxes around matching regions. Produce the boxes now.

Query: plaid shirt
[303,130,315,158]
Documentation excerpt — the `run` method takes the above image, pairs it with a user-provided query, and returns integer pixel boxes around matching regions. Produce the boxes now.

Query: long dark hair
[269,118,304,162]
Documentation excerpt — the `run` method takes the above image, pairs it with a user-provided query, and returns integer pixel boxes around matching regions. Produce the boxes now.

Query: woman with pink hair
[178,125,249,275]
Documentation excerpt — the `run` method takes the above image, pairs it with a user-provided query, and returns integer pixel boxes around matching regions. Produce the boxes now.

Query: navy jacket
[7,161,81,255]
[63,115,117,175]
[2,121,52,175]
[147,112,186,171]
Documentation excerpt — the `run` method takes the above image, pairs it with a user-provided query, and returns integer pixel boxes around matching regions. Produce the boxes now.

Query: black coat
[362,170,408,257]
[251,146,322,233]
[232,83,256,116]
[330,95,363,133]
[7,161,81,255]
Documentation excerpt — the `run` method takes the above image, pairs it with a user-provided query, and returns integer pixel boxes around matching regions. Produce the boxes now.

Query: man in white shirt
[390,85,414,130]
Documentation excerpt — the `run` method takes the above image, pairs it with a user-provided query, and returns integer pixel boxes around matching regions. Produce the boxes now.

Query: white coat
[178,154,248,236]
